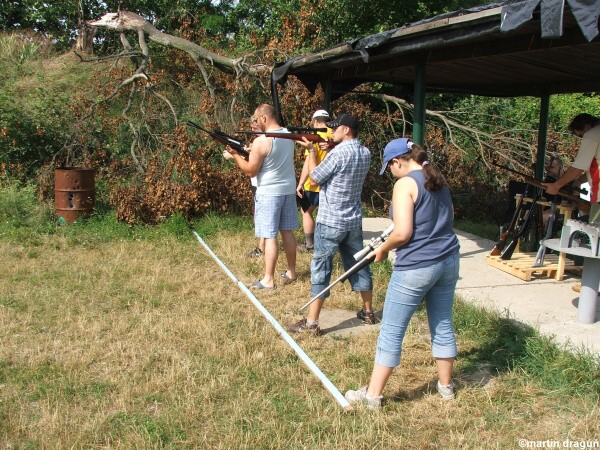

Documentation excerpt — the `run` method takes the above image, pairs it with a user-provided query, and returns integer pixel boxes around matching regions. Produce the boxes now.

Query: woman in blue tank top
[345,138,460,409]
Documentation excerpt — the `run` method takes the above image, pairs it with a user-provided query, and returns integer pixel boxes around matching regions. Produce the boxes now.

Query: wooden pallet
[486,252,582,281]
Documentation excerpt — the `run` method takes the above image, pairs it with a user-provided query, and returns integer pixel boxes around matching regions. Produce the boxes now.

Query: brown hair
[255,104,278,123]
[398,144,447,191]
[568,113,600,134]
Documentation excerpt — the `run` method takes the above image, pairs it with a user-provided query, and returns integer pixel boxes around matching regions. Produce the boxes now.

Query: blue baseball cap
[379,138,413,175]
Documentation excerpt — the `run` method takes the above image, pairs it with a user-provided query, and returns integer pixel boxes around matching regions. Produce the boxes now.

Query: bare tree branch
[371,93,535,171]
[88,11,269,76]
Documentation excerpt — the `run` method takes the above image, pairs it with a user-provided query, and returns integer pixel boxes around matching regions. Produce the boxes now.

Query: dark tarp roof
[271,0,600,100]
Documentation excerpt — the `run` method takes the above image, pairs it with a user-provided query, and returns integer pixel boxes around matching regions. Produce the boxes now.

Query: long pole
[192,231,352,411]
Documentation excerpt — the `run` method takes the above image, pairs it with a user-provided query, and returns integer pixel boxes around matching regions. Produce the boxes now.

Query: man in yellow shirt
[296,110,334,251]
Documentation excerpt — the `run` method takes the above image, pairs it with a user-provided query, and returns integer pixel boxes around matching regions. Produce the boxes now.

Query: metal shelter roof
[271,0,600,100]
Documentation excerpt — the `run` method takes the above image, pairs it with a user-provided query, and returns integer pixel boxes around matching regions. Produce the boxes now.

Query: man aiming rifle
[295,110,334,252]
[544,113,600,223]
[287,113,373,334]
[223,104,298,290]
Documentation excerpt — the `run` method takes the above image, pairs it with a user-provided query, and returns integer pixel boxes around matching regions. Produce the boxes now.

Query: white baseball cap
[312,109,330,119]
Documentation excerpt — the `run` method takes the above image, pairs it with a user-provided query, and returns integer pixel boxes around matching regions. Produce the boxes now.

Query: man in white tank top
[224,104,298,289]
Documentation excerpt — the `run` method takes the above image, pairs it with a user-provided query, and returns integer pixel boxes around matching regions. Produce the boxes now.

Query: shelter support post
[271,71,285,126]
[413,61,427,145]
[535,94,550,180]
[323,78,332,113]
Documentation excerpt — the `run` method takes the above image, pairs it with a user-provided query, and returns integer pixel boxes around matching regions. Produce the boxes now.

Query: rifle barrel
[186,120,250,159]
[234,131,326,142]
[287,126,327,133]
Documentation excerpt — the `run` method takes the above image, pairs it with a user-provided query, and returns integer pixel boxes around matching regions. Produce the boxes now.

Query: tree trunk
[75,26,95,54]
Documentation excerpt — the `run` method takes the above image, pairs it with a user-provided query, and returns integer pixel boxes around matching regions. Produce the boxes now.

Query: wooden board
[486,252,582,281]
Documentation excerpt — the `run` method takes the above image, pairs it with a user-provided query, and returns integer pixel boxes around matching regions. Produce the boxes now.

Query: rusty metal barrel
[54,167,95,222]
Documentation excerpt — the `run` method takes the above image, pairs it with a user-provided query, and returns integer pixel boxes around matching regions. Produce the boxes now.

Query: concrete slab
[356,218,600,356]
[319,309,381,337]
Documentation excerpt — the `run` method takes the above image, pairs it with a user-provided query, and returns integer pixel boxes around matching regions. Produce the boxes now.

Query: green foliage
[0,0,233,52]
[454,218,499,241]
[0,184,255,244]
[0,33,100,177]
[0,184,53,230]
[0,33,44,67]
[225,0,490,50]
[1,0,598,225]
[308,0,487,49]
[452,94,600,145]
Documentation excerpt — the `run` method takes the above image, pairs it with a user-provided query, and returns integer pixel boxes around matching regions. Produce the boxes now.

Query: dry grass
[1,229,599,449]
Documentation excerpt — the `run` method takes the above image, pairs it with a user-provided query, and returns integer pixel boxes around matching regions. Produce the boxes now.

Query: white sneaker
[436,380,455,400]
[344,386,382,410]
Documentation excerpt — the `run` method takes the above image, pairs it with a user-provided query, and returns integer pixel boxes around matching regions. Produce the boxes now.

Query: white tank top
[256,128,296,196]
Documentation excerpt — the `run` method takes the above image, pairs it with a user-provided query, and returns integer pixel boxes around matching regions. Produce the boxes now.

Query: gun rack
[486,197,582,281]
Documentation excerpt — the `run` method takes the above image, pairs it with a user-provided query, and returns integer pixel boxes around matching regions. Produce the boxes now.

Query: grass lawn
[0,202,599,448]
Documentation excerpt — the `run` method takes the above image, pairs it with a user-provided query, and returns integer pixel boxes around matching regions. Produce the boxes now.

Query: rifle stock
[490,229,507,257]
[500,191,541,260]
[490,194,524,256]
[186,120,250,159]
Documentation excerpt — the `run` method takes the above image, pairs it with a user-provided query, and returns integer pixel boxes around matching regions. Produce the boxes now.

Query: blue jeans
[311,223,373,298]
[375,252,460,368]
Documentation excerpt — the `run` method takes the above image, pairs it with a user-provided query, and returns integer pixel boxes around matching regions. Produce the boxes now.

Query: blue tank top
[393,170,459,270]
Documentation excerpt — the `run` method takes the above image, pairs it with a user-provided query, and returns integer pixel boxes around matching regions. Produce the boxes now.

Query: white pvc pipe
[192,230,352,411]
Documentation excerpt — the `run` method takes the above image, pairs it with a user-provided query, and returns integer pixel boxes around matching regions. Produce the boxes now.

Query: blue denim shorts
[310,222,373,298]
[375,252,460,368]
[305,191,319,207]
[254,193,298,238]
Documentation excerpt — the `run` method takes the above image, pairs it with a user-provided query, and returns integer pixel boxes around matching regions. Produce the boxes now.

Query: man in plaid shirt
[288,114,374,334]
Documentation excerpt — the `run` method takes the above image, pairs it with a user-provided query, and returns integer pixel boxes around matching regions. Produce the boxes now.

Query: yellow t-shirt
[303,128,333,193]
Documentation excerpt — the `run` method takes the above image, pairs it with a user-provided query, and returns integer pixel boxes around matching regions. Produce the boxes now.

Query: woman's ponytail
[400,144,447,191]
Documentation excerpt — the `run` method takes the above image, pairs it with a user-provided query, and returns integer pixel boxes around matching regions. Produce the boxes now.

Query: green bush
[0,32,98,178]
[0,184,53,229]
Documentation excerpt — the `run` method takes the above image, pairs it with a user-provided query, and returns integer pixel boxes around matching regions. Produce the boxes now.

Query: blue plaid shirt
[310,138,371,231]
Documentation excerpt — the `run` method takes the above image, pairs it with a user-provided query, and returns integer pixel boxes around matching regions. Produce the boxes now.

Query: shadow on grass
[452,299,600,397]
[320,310,383,335]
[382,299,600,405]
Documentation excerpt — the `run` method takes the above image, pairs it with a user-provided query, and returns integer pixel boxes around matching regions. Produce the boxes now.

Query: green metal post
[323,78,332,113]
[413,61,426,145]
[536,94,550,180]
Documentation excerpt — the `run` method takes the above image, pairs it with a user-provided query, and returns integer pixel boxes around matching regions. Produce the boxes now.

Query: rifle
[491,161,590,213]
[287,126,328,133]
[490,193,525,256]
[300,224,395,311]
[234,131,327,143]
[186,120,250,159]
[500,189,542,260]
